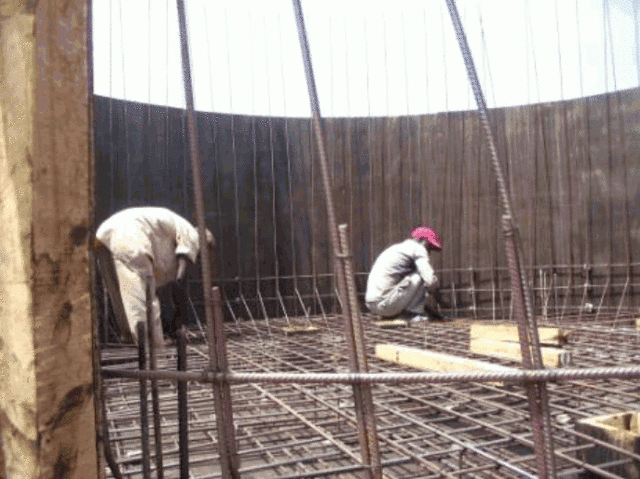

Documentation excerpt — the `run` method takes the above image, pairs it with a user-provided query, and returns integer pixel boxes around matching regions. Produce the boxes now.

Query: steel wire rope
[441,2,455,316]
[261,12,289,326]
[383,12,394,247]
[603,0,634,320]
[602,0,616,314]
[555,0,576,322]
[117,0,132,206]
[344,16,354,239]
[221,7,253,336]
[108,0,115,214]
[575,0,596,312]
[477,4,507,320]
[400,11,413,227]
[246,10,269,330]
[364,15,375,272]
[277,13,308,321]
[202,4,219,259]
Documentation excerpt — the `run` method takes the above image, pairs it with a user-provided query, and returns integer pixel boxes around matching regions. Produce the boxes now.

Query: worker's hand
[426,275,439,292]
[176,255,189,281]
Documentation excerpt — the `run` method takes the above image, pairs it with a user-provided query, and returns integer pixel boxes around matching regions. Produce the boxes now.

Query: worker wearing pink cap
[365,226,444,320]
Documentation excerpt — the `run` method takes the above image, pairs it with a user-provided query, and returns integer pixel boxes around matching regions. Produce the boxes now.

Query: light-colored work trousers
[366,272,429,318]
[94,241,164,347]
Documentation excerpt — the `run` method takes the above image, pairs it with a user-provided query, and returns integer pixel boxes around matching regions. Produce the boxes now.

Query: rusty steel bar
[137,321,151,479]
[102,364,640,385]
[444,1,557,477]
[146,280,164,479]
[291,2,383,477]
[207,287,240,477]
[177,326,189,479]
[176,2,239,477]
[337,224,382,479]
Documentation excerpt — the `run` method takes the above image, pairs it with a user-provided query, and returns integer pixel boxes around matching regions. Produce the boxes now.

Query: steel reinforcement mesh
[100,310,640,479]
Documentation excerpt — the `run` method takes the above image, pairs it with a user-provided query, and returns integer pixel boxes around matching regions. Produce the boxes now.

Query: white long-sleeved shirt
[96,207,208,288]
[365,238,437,303]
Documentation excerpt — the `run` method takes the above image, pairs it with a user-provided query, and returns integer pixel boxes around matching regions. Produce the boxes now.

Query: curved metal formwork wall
[94,85,640,320]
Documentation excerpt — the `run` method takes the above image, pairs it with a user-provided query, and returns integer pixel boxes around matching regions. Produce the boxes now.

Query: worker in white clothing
[94,207,214,347]
[365,226,444,320]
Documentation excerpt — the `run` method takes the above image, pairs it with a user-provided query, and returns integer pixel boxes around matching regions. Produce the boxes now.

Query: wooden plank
[374,319,409,329]
[469,323,569,346]
[469,338,571,368]
[281,324,319,336]
[375,344,515,376]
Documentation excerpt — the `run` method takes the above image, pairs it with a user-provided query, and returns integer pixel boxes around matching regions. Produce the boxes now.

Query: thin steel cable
[603,0,615,310]
[275,12,301,318]
[221,6,243,311]
[202,3,224,282]
[117,0,131,205]
[263,13,281,310]
[108,0,115,213]
[605,0,634,315]
[364,15,375,268]
[556,1,575,320]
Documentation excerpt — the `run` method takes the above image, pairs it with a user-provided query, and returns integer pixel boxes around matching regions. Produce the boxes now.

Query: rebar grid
[101,309,640,479]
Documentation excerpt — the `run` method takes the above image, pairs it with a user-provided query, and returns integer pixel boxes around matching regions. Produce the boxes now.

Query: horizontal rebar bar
[102,365,640,385]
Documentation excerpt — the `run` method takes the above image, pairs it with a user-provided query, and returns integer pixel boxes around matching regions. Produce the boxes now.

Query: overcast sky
[92,0,640,117]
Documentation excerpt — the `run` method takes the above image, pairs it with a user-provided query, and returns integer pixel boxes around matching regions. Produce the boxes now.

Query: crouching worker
[365,226,445,321]
[94,207,214,347]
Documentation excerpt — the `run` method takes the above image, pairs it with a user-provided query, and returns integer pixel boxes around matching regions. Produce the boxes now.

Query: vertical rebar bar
[175,2,239,477]
[291,2,382,477]
[444,1,557,477]
[208,286,240,477]
[137,321,151,479]
[338,224,382,479]
[177,325,189,479]
[146,280,164,479]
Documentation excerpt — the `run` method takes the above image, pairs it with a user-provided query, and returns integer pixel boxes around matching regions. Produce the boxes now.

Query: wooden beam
[375,344,516,375]
[32,0,98,477]
[0,5,37,478]
[469,323,569,346]
[469,338,571,368]
[0,0,97,477]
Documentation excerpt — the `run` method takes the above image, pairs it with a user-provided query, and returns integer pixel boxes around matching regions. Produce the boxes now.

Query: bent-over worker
[365,226,443,320]
[94,207,214,347]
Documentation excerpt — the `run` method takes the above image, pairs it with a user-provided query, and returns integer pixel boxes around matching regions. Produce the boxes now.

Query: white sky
[92,0,640,117]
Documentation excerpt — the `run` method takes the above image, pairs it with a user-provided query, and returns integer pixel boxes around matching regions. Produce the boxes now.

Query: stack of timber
[469,323,571,368]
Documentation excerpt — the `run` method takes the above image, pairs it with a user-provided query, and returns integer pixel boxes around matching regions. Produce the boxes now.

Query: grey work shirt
[365,238,437,303]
